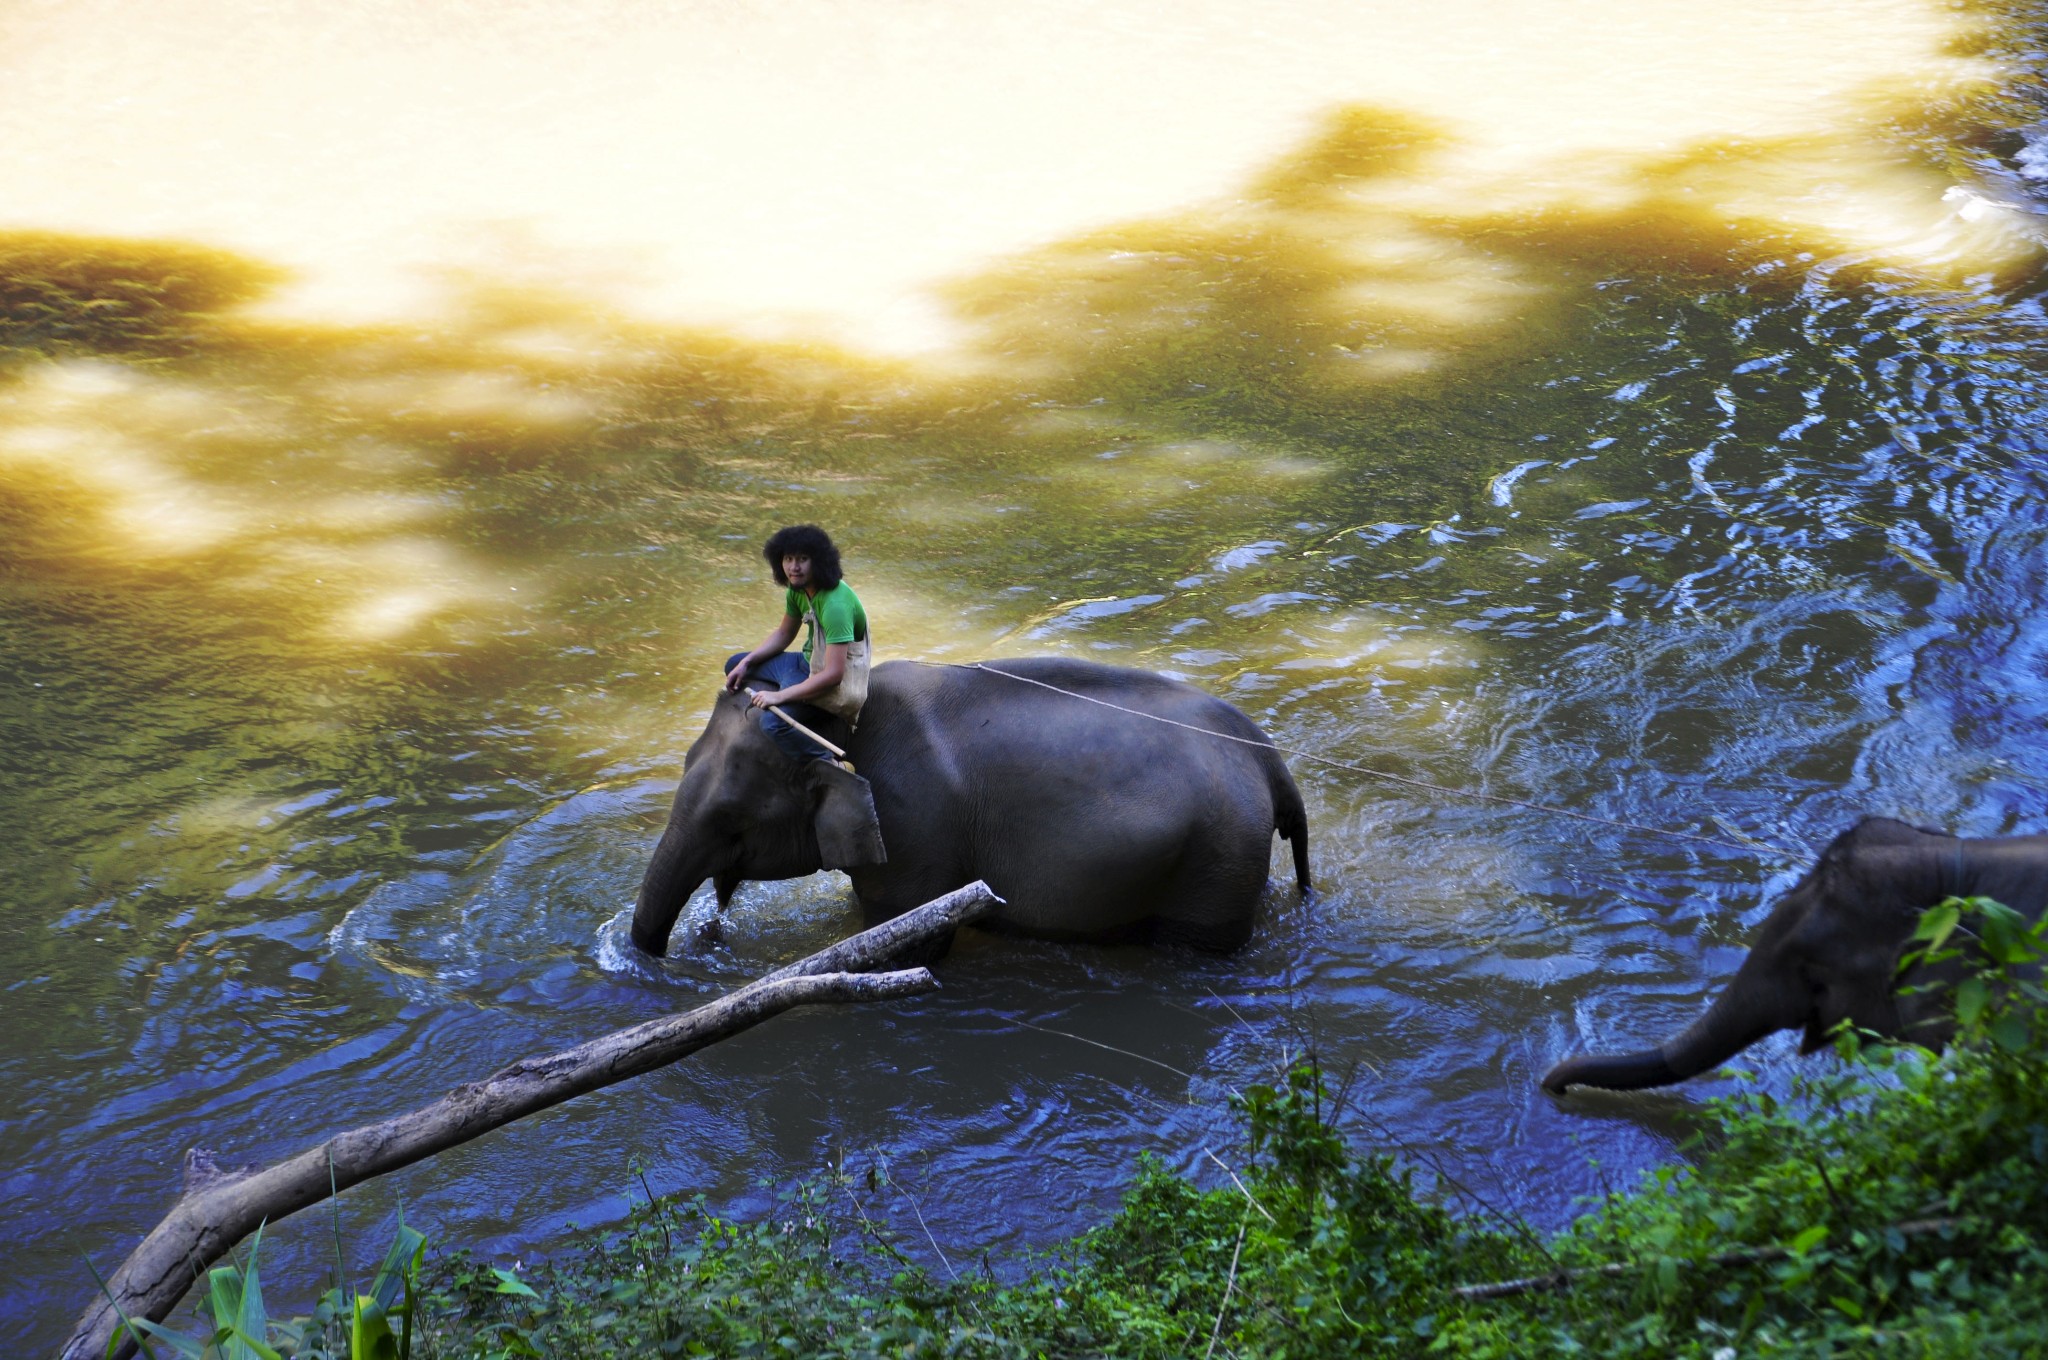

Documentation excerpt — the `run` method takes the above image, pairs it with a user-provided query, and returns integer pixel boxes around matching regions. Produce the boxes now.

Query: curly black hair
[763,524,843,589]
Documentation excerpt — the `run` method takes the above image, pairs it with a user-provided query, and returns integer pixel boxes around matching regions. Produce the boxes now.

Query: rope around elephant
[926,660,1788,861]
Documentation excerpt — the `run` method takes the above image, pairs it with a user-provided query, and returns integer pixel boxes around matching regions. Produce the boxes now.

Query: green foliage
[115,898,2048,1358]
[103,1217,428,1360]
[103,1223,283,1360]
[410,1068,1502,1358]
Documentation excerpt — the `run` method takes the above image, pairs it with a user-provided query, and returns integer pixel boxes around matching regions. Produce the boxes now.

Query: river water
[6,1,2048,1350]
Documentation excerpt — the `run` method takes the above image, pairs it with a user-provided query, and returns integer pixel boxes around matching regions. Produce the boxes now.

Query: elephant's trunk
[630,827,720,957]
[1543,959,1806,1095]
[1539,1047,1681,1094]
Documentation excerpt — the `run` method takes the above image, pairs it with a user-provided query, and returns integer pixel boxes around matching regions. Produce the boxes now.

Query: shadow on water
[0,233,282,361]
[6,59,2048,1349]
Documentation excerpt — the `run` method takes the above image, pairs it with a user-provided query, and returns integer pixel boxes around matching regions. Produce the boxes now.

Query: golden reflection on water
[0,0,2014,350]
[0,0,2040,782]
[0,365,240,556]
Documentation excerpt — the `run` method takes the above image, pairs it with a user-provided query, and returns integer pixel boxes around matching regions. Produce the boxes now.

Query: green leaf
[490,1268,541,1299]
[1830,1295,1864,1320]
[198,1265,281,1360]
[228,1223,276,1360]
[1989,1011,2031,1054]
[1967,898,2030,962]
[352,1294,399,1360]
[85,1252,172,1360]
[367,1223,427,1313]
[221,1325,283,1360]
[1957,978,1990,1027]
[1790,1225,1829,1257]
[205,1263,245,1334]
[118,1318,208,1360]
[1911,902,1961,950]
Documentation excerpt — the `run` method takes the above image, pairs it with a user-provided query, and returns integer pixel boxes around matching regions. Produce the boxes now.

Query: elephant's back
[870,656,1265,734]
[868,656,1289,833]
[868,659,1286,774]
[854,657,1300,941]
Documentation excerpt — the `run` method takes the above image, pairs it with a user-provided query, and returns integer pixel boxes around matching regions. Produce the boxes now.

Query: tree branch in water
[65,880,1004,1360]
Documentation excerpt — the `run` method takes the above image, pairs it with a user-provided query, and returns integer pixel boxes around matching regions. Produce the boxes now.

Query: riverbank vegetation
[124,898,2046,1359]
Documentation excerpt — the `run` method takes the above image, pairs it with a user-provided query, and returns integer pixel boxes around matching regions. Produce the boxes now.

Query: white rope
[929,660,1776,859]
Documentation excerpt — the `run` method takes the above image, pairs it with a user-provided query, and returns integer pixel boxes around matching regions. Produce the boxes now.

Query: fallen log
[64,880,1004,1360]
[759,880,1004,983]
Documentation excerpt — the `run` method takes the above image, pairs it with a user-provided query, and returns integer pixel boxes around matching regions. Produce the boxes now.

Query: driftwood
[1451,1215,1964,1301]
[65,880,1004,1360]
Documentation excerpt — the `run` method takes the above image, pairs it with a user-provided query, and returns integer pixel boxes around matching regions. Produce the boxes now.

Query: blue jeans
[725,652,834,762]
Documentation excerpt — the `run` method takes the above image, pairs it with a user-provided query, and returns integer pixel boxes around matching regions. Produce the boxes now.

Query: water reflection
[6,15,2048,1352]
[0,0,2001,346]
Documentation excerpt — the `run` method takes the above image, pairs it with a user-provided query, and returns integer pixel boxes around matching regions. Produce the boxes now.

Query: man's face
[782,553,813,590]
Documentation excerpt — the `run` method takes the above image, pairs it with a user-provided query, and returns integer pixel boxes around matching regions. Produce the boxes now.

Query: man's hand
[723,661,751,693]
[748,689,787,710]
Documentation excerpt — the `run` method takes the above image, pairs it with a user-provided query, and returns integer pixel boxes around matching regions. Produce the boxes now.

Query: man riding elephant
[645,522,1308,956]
[722,524,871,763]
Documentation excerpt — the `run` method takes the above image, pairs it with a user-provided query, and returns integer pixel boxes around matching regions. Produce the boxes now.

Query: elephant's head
[630,690,886,956]
[1543,818,1969,1094]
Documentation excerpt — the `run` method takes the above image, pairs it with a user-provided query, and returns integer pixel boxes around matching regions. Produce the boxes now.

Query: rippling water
[7,2,2048,1352]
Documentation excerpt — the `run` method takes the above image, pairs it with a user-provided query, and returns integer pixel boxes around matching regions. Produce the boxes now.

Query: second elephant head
[1544,817,2048,1095]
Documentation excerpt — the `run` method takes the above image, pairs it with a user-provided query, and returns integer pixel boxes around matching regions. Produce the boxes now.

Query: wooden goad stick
[765,702,854,771]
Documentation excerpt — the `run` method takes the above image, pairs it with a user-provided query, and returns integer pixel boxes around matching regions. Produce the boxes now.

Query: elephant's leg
[847,864,971,966]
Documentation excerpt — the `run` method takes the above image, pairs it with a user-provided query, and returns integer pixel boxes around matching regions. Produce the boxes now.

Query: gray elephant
[1543,817,2048,1094]
[630,657,1311,955]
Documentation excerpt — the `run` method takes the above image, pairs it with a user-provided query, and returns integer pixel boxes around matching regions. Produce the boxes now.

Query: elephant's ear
[806,762,888,869]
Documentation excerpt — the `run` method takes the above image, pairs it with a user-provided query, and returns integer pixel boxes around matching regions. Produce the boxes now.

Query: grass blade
[83,1253,167,1360]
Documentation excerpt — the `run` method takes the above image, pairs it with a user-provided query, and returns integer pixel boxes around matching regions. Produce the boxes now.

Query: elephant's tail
[1273,764,1311,893]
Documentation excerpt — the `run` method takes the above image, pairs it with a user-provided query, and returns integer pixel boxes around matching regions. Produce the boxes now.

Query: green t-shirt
[784,581,867,668]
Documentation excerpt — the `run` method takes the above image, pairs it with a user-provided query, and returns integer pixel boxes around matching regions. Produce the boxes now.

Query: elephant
[630,656,1311,956]
[1543,817,2048,1094]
